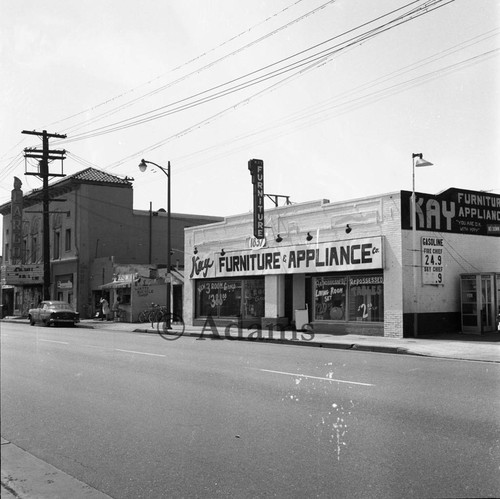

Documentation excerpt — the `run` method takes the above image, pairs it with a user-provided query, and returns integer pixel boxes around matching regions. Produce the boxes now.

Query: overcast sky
[1,0,499,239]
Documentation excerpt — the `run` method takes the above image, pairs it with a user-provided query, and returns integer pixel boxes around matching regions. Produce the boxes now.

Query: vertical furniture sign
[421,237,444,284]
[11,177,23,263]
[248,159,264,239]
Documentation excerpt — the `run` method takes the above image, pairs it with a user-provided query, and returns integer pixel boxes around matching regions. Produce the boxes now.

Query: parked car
[28,301,80,327]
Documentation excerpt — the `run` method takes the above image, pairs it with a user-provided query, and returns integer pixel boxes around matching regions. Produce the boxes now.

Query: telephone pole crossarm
[21,129,67,300]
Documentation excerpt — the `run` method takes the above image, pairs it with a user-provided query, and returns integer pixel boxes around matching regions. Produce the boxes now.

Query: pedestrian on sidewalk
[112,296,121,321]
[100,297,110,321]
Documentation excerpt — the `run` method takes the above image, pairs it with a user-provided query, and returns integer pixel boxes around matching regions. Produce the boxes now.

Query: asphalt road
[1,322,499,498]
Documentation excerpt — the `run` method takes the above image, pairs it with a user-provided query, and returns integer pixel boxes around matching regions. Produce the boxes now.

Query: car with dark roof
[28,300,80,327]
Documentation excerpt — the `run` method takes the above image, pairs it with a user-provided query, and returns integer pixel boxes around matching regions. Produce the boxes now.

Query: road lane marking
[257,368,374,387]
[38,339,69,345]
[114,348,165,357]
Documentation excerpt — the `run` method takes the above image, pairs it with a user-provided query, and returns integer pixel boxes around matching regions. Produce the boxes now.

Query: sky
[1,0,499,242]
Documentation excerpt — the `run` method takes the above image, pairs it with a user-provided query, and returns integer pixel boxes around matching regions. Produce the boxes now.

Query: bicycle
[138,303,167,323]
[150,305,168,324]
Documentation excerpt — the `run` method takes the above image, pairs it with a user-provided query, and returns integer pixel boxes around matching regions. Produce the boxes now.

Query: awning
[99,281,132,290]
[170,269,184,285]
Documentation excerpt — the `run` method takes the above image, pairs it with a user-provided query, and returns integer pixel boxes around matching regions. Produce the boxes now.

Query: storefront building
[1,168,222,319]
[184,188,500,338]
[92,258,184,322]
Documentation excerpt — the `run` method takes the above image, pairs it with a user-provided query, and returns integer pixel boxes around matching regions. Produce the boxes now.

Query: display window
[196,278,264,319]
[313,273,384,322]
[348,275,384,322]
[314,276,347,320]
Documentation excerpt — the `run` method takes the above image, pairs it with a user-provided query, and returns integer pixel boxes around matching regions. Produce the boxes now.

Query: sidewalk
[6,316,498,363]
[1,438,112,499]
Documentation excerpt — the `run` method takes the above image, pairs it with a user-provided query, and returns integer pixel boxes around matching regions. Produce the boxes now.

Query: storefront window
[313,273,384,322]
[314,276,347,321]
[196,278,264,319]
[243,279,265,318]
[348,275,384,322]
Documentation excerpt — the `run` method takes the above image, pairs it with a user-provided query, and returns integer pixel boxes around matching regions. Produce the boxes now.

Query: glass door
[481,275,494,332]
[461,275,479,333]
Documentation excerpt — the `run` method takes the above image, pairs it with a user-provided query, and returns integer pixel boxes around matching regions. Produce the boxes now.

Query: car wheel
[29,316,35,326]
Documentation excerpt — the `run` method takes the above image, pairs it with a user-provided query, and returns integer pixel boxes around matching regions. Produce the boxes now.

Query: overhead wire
[155,26,498,172]
[58,0,340,138]
[101,0,458,169]
[45,0,327,134]
[171,48,498,173]
[56,0,453,147]
[12,0,326,164]
[437,232,482,272]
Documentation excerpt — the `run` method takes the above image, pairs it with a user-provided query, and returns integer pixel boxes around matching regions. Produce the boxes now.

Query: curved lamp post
[411,153,433,337]
[139,159,171,329]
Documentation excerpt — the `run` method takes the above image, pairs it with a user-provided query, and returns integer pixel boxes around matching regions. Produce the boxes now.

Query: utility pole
[22,130,66,300]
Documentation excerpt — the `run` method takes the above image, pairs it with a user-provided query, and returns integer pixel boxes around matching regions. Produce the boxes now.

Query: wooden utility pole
[22,130,66,300]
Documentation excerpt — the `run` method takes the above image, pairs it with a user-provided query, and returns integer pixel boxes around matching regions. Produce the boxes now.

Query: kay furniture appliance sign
[190,237,384,279]
[401,188,500,236]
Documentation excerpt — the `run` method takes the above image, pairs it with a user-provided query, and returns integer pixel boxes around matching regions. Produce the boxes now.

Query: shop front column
[262,274,287,329]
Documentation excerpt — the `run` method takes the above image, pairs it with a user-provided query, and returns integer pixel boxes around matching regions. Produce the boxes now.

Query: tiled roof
[68,167,131,185]
[0,167,132,213]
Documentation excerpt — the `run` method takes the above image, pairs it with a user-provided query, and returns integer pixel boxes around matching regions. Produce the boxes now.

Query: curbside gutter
[2,318,499,362]
[131,327,410,355]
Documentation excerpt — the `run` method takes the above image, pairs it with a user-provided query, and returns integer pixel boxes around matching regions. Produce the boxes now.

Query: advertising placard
[421,237,444,285]
[189,237,384,279]
[401,188,500,236]
[248,159,264,239]
[1,265,44,285]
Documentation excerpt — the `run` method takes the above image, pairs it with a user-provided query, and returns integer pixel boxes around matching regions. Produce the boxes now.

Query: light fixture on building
[221,249,226,256]
[346,224,352,234]
[275,234,283,243]
[193,246,198,254]
[306,232,313,241]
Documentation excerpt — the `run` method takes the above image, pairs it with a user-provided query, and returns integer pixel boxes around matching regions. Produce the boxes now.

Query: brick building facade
[184,188,500,338]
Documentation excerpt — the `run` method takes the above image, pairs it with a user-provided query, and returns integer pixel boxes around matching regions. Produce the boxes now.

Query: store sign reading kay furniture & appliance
[190,237,384,279]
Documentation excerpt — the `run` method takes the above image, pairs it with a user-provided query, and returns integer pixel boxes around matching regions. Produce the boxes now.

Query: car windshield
[50,303,72,311]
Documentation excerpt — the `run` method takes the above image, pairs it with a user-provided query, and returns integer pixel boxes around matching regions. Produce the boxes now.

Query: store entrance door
[460,273,496,334]
[481,275,494,332]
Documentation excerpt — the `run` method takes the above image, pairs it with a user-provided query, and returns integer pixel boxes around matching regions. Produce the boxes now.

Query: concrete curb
[1,438,112,499]
[129,327,410,355]
[3,318,499,362]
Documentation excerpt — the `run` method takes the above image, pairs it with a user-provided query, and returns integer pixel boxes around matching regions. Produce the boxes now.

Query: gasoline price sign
[421,237,444,285]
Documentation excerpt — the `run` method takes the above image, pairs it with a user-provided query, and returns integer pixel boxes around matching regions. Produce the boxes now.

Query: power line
[56,0,454,146]
[101,0,458,169]
[171,43,498,174]
[42,0,324,134]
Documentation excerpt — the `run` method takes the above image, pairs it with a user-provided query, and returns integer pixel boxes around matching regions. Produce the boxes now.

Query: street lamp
[139,159,171,329]
[411,153,433,337]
